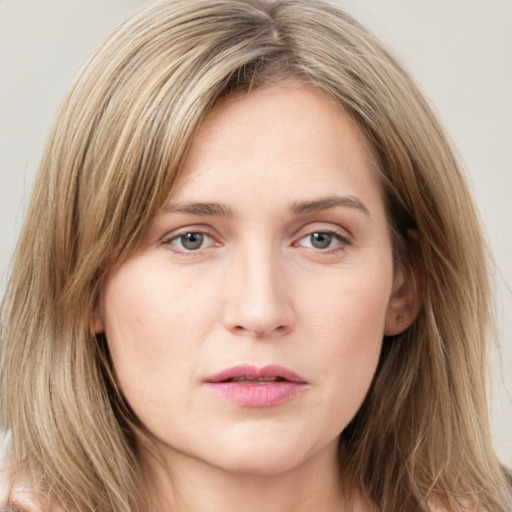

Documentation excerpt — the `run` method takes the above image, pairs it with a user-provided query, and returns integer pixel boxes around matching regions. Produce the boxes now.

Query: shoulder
[0,467,41,512]
[427,497,491,512]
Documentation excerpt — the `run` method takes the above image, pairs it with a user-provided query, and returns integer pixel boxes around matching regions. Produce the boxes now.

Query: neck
[139,439,355,512]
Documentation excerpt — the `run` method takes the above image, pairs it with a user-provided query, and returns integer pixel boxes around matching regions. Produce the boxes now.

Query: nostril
[221,281,296,337]
[231,323,289,338]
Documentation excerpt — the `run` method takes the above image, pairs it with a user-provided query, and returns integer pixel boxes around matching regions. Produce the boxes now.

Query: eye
[297,230,350,251]
[165,231,215,252]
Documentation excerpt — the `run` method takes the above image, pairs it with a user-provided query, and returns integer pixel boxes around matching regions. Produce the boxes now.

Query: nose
[222,244,296,338]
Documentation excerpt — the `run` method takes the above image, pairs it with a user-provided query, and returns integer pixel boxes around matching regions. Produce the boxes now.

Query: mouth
[204,365,308,407]
[223,376,287,383]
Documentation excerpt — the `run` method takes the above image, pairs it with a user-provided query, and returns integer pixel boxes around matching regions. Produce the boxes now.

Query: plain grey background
[1,0,511,464]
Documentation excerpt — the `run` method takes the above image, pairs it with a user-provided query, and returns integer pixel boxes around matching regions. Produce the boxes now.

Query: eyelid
[162,226,220,254]
[292,224,353,252]
[293,221,352,240]
[160,222,352,255]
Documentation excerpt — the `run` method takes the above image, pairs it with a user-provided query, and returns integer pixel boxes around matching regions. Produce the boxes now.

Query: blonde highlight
[1,1,510,511]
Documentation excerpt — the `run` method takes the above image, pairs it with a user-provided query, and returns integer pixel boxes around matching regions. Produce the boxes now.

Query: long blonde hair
[1,0,510,511]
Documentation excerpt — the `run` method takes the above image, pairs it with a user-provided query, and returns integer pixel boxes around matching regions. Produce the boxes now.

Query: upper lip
[205,365,307,383]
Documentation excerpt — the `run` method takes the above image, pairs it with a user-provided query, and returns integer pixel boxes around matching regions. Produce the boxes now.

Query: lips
[205,365,307,384]
[204,365,308,407]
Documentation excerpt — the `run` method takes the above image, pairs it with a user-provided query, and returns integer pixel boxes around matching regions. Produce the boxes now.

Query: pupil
[311,232,331,249]
[181,232,204,250]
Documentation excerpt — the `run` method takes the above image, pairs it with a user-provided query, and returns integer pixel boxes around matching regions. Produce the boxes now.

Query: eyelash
[162,227,352,255]
[163,228,217,255]
[295,229,352,254]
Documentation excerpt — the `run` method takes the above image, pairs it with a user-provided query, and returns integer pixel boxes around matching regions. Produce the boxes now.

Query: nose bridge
[223,236,294,337]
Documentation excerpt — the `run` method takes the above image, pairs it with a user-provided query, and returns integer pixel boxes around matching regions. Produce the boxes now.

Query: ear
[91,305,105,334]
[384,240,423,336]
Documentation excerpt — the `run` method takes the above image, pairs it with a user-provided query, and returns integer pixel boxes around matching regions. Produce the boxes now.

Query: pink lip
[204,365,308,408]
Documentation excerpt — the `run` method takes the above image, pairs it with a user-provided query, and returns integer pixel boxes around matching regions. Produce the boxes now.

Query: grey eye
[309,232,333,249]
[165,230,216,253]
[171,232,209,251]
[297,230,349,252]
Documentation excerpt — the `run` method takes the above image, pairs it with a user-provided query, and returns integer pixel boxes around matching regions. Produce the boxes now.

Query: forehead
[168,82,383,216]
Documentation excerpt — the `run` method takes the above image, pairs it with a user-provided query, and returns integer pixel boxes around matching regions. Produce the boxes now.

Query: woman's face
[97,83,406,476]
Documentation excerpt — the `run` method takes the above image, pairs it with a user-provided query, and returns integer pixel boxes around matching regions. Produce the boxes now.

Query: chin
[217,451,306,476]
[205,434,332,477]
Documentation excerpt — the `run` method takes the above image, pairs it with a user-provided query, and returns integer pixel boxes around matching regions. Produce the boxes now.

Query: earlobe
[91,308,105,334]
[384,262,422,337]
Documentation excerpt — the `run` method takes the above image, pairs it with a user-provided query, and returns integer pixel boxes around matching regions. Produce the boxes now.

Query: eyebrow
[163,195,369,218]
[163,202,235,217]
[292,195,370,216]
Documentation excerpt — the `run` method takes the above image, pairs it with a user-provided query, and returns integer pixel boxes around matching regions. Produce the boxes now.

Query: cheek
[100,244,393,455]
[298,263,392,424]
[100,257,220,405]
[300,259,392,349]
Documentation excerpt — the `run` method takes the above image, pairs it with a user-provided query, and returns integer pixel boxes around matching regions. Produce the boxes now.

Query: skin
[96,82,418,512]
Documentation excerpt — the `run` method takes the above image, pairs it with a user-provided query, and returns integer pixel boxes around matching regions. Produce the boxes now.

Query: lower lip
[206,381,307,407]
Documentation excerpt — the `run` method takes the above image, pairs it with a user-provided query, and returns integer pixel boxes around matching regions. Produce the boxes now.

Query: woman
[1,0,510,510]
